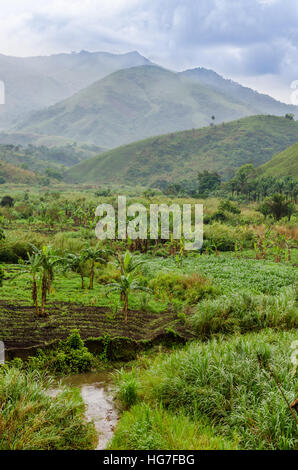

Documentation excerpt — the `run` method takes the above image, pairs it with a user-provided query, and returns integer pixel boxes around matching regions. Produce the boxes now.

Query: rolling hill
[65,115,298,185]
[0,50,152,129]
[17,65,298,149]
[257,142,298,179]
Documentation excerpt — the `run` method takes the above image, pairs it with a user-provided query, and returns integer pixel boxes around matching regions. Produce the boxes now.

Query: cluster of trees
[227,164,297,202]
[159,164,297,208]
[13,244,148,324]
[161,171,222,198]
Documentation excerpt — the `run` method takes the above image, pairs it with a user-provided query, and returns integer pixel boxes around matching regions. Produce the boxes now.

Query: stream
[49,371,118,450]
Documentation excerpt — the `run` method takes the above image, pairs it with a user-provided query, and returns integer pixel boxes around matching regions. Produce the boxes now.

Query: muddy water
[50,371,118,450]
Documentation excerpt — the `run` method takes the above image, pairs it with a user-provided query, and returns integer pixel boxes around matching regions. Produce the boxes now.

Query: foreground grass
[109,404,237,450]
[0,367,97,450]
[112,330,298,450]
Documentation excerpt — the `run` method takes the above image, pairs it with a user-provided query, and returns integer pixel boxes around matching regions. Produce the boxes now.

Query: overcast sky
[0,0,297,103]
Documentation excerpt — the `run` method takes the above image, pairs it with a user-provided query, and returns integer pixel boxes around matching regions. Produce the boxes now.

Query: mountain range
[0,50,297,149]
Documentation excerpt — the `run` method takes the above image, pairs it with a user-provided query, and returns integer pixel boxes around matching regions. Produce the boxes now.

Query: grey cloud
[0,0,297,101]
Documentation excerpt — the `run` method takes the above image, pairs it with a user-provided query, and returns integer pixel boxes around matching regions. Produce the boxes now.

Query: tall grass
[109,403,237,450]
[189,287,297,339]
[115,330,298,450]
[0,367,97,450]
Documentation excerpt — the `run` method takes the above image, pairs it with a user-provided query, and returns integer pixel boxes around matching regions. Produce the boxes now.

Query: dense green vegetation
[1,45,297,453]
[65,115,298,184]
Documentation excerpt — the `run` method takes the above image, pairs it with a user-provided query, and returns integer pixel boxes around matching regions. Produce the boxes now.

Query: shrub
[27,331,95,374]
[149,272,218,304]
[218,199,241,214]
[67,329,84,350]
[0,195,14,207]
[204,223,253,251]
[0,241,33,263]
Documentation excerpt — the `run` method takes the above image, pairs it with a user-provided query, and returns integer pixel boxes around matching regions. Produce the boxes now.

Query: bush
[204,223,253,251]
[0,195,14,207]
[218,199,241,214]
[0,241,33,262]
[149,272,218,304]
[27,331,95,374]
[67,329,84,350]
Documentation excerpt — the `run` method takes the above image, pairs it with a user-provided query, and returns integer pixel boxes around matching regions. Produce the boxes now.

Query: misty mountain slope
[180,68,298,117]
[65,115,298,185]
[0,50,152,129]
[15,66,266,148]
[257,142,298,179]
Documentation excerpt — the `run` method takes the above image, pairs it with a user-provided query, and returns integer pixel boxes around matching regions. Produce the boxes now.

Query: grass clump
[0,367,97,450]
[116,369,140,408]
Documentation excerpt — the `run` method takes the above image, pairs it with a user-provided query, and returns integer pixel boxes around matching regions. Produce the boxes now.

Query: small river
[49,371,118,450]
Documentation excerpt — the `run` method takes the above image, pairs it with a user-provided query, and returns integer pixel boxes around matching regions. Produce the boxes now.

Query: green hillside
[65,115,298,185]
[0,141,104,174]
[257,142,298,178]
[16,66,266,149]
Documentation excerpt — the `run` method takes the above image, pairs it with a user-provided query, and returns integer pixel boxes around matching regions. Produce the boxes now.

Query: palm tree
[259,193,295,221]
[83,243,110,289]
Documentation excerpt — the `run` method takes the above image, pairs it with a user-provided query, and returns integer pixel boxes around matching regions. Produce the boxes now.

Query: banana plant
[106,273,150,324]
[107,250,150,323]
[65,252,88,289]
[114,249,145,276]
[83,242,110,289]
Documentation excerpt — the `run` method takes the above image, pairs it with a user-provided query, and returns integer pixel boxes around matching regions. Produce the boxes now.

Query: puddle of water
[49,371,118,450]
